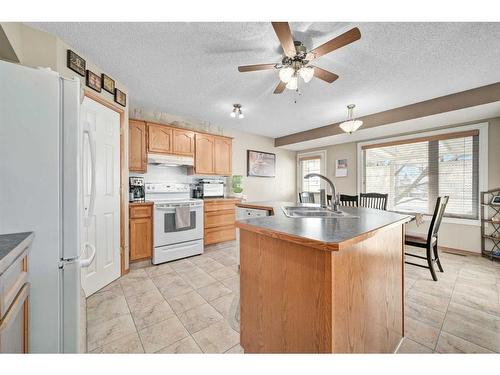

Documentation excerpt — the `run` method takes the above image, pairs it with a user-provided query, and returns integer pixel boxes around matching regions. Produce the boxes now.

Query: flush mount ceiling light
[339,104,363,134]
[230,104,244,119]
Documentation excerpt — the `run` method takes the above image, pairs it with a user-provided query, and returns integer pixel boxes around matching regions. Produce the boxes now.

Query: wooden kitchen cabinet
[147,123,173,154]
[130,119,232,176]
[129,203,153,262]
[173,128,195,156]
[195,133,215,174]
[214,136,232,175]
[194,134,232,175]
[203,199,239,245]
[0,232,33,353]
[129,120,147,173]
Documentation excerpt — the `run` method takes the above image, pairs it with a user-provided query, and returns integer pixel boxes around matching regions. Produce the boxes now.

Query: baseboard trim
[439,246,480,257]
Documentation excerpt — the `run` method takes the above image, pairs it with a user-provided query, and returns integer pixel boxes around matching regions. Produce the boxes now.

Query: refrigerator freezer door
[60,260,81,353]
[0,61,63,352]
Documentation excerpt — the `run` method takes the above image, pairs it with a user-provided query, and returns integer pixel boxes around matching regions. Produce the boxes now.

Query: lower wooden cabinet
[203,199,239,245]
[129,202,153,262]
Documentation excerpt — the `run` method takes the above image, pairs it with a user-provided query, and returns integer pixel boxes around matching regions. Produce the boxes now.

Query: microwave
[199,180,224,198]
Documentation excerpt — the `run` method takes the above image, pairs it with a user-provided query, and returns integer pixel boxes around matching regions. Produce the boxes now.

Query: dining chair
[359,193,388,210]
[404,196,449,281]
[339,194,358,207]
[299,192,315,204]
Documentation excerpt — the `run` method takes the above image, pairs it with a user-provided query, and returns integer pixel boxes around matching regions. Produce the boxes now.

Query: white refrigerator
[0,60,94,353]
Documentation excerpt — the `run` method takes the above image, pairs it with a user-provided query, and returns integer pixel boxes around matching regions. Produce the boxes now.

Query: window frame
[357,123,488,226]
[297,150,327,195]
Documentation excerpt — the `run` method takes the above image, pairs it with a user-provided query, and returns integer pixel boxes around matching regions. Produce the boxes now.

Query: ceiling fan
[238,22,361,94]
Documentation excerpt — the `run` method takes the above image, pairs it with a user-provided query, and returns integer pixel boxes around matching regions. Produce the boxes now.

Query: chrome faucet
[304,173,341,213]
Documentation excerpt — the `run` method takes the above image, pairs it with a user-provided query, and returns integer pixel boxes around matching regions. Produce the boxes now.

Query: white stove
[145,183,204,264]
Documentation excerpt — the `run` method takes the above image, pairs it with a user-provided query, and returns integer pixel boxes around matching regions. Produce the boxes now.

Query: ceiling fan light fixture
[285,75,298,90]
[299,66,314,83]
[279,66,295,83]
[339,104,363,134]
[230,104,244,119]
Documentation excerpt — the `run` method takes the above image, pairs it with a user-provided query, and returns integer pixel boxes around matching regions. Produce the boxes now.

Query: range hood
[147,153,194,167]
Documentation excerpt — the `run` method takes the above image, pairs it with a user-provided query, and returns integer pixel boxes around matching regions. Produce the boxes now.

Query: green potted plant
[231,175,243,198]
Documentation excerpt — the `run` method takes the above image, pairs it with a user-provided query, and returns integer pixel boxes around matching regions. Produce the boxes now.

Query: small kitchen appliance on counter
[145,182,204,264]
[197,179,225,198]
[129,176,145,202]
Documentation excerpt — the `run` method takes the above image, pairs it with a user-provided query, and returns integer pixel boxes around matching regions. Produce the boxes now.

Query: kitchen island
[235,202,411,353]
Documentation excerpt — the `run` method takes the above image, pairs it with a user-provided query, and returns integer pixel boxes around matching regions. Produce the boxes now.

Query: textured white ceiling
[28,22,500,138]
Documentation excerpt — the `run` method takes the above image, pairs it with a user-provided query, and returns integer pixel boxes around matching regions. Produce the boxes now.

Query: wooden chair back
[359,193,388,210]
[339,194,358,207]
[427,196,449,243]
[299,192,315,204]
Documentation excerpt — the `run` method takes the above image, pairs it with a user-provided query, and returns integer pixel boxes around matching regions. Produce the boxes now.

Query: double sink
[281,205,358,219]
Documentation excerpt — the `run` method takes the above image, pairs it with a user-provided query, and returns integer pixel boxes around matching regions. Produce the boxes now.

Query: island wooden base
[239,223,404,353]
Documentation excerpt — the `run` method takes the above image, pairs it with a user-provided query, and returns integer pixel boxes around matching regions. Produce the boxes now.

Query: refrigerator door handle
[83,122,96,227]
[80,242,96,268]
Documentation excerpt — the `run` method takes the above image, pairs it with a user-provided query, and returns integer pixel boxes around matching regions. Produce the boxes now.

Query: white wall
[300,117,500,253]
[131,110,297,203]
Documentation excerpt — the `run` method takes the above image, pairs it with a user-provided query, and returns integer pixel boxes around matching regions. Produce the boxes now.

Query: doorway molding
[83,89,128,276]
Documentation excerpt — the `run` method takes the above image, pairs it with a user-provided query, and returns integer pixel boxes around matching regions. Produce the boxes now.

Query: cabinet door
[129,120,147,173]
[129,218,152,261]
[173,128,195,156]
[195,134,215,174]
[214,137,232,175]
[148,123,173,154]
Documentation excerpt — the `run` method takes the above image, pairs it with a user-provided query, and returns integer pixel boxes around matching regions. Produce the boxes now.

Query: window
[361,130,480,219]
[297,151,326,194]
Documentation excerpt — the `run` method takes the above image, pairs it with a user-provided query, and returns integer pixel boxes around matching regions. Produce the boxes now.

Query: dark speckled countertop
[0,232,34,274]
[236,202,412,251]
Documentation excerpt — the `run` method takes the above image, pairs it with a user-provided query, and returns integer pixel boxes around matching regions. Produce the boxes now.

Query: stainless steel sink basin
[281,206,358,218]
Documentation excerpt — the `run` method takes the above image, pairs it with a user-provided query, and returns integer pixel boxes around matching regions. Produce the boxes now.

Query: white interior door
[81,97,121,297]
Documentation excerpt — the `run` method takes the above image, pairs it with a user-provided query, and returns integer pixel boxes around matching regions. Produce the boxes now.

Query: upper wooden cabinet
[129,119,232,176]
[214,137,232,175]
[147,123,173,154]
[194,133,232,175]
[129,120,147,173]
[195,133,215,174]
[173,128,195,156]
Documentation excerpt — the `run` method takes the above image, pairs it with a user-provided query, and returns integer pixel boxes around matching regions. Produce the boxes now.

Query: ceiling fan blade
[271,22,296,58]
[307,27,361,61]
[273,81,286,94]
[312,66,339,83]
[238,63,277,72]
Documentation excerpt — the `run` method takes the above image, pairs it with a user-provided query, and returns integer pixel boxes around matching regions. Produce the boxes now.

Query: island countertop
[236,201,412,251]
[0,232,34,274]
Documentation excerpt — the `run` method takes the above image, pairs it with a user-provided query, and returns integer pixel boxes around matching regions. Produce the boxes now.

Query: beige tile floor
[86,241,500,354]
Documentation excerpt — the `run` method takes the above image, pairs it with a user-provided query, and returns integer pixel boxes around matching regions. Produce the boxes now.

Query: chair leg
[427,246,438,281]
[433,243,444,273]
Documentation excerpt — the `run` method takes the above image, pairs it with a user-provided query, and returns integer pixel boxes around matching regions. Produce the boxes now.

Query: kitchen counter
[236,201,411,251]
[203,197,241,203]
[0,232,34,274]
[237,202,411,353]
[129,201,154,206]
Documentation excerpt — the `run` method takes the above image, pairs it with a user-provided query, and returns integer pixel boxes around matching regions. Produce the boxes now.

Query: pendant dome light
[339,104,363,133]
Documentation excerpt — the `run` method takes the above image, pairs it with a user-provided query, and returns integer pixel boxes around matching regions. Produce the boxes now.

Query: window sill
[420,215,480,227]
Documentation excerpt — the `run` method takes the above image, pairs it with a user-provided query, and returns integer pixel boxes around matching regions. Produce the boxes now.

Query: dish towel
[175,205,191,229]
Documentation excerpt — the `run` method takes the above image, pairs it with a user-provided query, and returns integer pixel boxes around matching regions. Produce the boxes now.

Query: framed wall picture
[247,150,276,178]
[101,73,115,94]
[66,50,86,76]
[335,158,348,177]
[114,88,127,107]
[85,70,102,92]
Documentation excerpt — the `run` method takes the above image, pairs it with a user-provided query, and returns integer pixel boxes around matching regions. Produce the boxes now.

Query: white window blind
[362,130,479,219]
[300,157,321,193]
